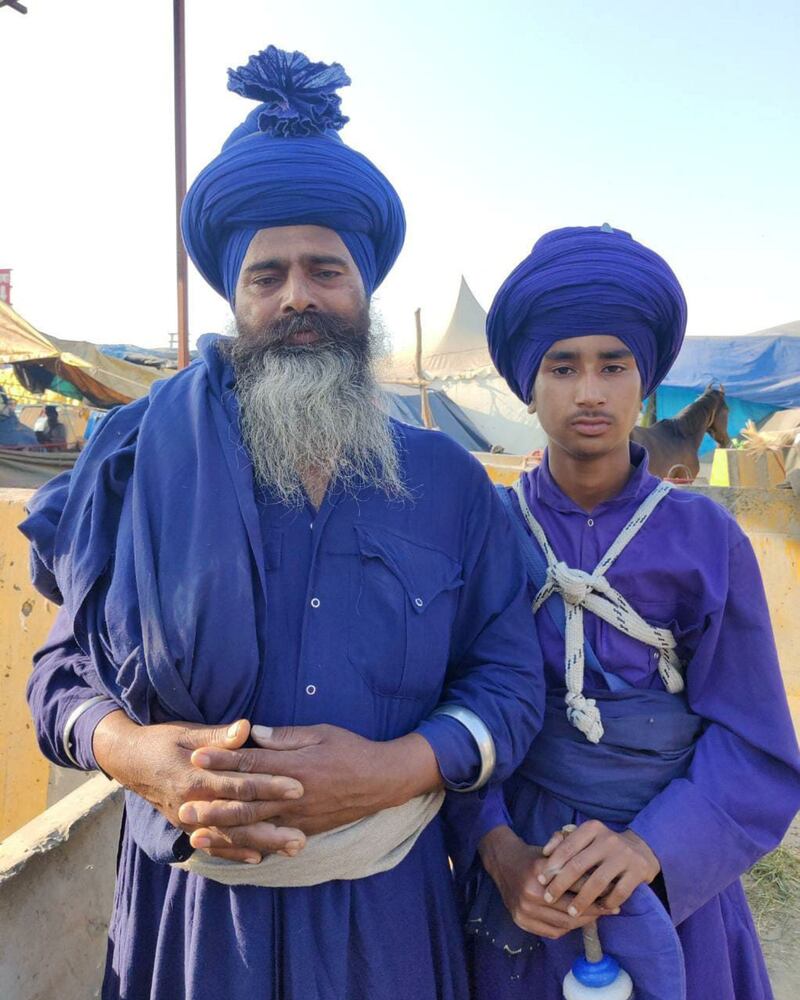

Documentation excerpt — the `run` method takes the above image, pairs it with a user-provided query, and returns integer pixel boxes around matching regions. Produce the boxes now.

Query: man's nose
[575,373,607,407]
[280,271,318,314]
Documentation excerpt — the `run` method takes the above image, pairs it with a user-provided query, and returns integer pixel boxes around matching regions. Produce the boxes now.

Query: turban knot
[181,46,405,304]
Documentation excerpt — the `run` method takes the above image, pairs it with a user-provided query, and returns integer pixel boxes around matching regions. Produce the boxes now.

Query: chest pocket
[347,524,464,699]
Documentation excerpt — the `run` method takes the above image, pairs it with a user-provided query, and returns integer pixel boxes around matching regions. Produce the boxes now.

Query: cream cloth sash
[173,790,444,887]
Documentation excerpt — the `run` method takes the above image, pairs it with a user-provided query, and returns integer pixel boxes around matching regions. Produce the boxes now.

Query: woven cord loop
[514,479,684,742]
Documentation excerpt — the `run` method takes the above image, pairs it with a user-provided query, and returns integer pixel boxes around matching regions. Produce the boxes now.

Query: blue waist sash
[518,688,704,825]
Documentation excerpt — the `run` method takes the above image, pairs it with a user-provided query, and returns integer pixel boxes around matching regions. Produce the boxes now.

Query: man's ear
[527,398,537,414]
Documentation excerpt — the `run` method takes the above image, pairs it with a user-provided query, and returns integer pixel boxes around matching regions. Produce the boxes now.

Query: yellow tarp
[0,301,171,407]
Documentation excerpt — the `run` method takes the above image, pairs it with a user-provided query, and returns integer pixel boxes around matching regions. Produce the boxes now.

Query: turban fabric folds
[181,47,406,304]
[486,226,687,403]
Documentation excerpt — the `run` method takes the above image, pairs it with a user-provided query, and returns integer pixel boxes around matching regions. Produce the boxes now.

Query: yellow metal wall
[0,490,54,838]
[1,484,798,839]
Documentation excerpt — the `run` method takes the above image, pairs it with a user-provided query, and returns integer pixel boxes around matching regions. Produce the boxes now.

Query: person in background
[0,390,37,446]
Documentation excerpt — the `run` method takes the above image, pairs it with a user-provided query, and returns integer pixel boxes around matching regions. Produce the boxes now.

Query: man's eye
[552,366,574,376]
[316,270,340,279]
[254,275,279,286]
[604,364,626,374]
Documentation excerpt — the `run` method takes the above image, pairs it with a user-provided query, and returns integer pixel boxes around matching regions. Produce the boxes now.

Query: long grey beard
[229,333,407,508]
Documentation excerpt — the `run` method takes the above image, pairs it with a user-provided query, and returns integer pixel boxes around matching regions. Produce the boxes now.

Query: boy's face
[532,334,643,461]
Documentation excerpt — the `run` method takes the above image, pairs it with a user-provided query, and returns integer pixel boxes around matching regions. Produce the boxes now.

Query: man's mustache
[257,311,367,349]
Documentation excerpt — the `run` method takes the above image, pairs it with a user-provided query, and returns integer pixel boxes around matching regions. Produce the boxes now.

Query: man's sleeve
[629,534,800,926]
[27,607,118,771]
[27,607,191,864]
[416,461,544,794]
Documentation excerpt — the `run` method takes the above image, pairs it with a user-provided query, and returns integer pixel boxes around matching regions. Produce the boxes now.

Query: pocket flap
[354,524,463,613]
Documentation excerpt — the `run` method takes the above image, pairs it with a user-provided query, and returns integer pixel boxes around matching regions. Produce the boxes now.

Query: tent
[0,301,169,407]
[382,278,544,454]
[656,322,800,452]
[382,383,491,451]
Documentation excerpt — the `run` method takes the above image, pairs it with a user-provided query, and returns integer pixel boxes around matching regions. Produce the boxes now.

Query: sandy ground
[745,816,800,1000]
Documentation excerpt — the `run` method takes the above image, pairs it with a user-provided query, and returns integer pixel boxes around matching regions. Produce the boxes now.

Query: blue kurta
[448,446,800,1000]
[23,337,544,1000]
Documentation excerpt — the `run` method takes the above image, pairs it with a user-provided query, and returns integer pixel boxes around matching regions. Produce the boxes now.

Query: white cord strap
[62,695,111,767]
[513,479,684,744]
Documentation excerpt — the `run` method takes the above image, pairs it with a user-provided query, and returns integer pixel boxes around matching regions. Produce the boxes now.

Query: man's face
[532,334,643,460]
[233,225,367,346]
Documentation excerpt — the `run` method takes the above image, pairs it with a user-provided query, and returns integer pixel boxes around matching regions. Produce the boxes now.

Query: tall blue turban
[486,225,687,403]
[181,46,406,304]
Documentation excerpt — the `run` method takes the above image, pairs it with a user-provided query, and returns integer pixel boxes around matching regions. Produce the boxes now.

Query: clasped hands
[480,821,660,940]
[93,713,436,865]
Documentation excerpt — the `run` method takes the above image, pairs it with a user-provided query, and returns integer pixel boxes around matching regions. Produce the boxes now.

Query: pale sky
[1,0,798,353]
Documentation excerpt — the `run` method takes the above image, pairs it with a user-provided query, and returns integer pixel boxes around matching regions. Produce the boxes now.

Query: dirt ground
[745,816,800,1000]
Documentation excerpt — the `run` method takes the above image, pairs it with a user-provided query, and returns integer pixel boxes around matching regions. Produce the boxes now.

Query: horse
[631,384,732,481]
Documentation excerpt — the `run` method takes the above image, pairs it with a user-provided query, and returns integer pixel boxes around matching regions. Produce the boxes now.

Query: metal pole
[414,308,434,429]
[173,0,190,369]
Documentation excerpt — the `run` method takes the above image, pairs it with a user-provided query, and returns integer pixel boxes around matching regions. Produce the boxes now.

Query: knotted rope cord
[513,479,684,743]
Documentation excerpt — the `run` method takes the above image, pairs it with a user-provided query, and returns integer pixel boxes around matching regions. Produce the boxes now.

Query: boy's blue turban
[486,225,687,402]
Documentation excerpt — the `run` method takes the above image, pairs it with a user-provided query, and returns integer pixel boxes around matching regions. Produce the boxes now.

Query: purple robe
[448,445,800,1000]
[22,336,545,1000]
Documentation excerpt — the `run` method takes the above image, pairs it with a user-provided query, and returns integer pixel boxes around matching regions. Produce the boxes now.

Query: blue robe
[23,335,544,1000]
[446,447,800,1000]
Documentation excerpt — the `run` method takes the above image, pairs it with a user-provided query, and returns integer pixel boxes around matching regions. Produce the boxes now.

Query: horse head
[704,382,732,448]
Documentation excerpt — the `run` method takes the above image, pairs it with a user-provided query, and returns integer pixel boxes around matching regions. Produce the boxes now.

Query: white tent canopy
[382,278,545,454]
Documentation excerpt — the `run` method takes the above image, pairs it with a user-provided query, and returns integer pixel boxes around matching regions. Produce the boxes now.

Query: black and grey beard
[225,309,407,507]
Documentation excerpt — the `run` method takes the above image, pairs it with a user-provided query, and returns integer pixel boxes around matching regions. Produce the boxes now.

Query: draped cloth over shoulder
[19,335,441,883]
[486,225,687,404]
[180,45,406,303]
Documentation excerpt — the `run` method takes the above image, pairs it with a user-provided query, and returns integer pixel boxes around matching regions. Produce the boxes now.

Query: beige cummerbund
[173,790,444,888]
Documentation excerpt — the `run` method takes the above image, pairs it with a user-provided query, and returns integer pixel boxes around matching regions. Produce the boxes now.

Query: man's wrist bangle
[62,695,112,768]
[429,703,496,792]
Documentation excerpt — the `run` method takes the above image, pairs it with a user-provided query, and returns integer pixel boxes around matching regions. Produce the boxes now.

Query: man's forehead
[544,334,632,357]
[244,225,353,265]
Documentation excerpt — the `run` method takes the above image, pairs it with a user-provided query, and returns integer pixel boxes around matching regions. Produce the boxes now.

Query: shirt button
[414,597,424,608]
[587,518,594,527]
[305,684,317,696]
[310,597,321,608]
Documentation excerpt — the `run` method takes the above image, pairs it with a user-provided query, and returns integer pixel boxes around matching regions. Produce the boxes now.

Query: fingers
[540,820,601,874]
[190,746,299,777]
[200,846,263,865]
[567,860,626,915]
[596,872,641,912]
[540,842,607,904]
[178,795,300,828]
[250,724,323,750]
[185,767,304,806]
[190,822,306,858]
[180,719,251,751]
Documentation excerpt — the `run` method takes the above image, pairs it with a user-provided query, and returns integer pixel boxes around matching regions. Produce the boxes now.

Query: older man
[448,226,800,999]
[21,47,542,1000]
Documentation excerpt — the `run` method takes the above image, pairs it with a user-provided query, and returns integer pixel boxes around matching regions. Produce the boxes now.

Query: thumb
[251,724,321,750]
[182,719,251,751]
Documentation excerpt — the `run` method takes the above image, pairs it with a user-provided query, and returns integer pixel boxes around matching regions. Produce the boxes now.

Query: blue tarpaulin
[657,326,800,452]
[382,383,491,452]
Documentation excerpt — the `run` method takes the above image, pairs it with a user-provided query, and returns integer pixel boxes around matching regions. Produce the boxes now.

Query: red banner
[0,270,11,307]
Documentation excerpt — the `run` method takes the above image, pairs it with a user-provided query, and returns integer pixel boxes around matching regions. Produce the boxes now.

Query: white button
[653,651,659,659]
[305,684,317,696]
[414,597,424,607]
[587,518,594,527]
[310,597,321,608]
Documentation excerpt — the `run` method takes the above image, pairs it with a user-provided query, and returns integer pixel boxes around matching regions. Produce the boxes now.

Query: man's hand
[92,711,306,863]
[479,825,612,939]
[537,821,660,916]
[181,724,442,854]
